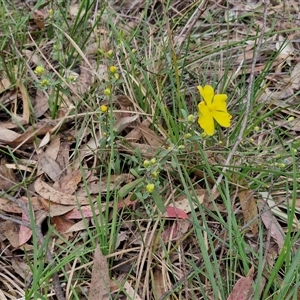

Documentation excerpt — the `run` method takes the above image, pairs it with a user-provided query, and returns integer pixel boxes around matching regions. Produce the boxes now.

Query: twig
[212,0,270,197]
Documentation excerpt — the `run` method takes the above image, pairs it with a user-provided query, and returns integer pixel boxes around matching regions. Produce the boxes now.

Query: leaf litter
[0,0,299,299]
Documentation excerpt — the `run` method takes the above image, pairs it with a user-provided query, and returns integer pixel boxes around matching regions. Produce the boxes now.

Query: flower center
[208,103,217,112]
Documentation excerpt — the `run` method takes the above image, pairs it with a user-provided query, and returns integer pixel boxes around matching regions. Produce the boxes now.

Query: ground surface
[0,0,300,299]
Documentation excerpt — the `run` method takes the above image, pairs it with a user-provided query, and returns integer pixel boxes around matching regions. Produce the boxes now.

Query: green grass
[0,0,300,299]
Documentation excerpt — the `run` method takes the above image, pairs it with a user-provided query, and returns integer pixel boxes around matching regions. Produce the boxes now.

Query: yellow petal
[198,112,215,136]
[198,101,209,115]
[213,94,228,109]
[197,85,214,106]
[212,111,232,127]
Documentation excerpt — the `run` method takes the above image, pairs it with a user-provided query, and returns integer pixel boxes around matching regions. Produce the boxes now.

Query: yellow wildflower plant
[109,66,117,73]
[146,183,155,193]
[34,65,45,76]
[100,105,108,113]
[197,85,232,136]
[104,88,111,96]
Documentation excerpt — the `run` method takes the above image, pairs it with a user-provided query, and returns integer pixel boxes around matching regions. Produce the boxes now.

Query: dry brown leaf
[34,177,91,205]
[79,130,102,158]
[115,94,134,107]
[0,77,11,93]
[32,10,45,29]
[33,90,49,118]
[3,221,20,248]
[64,201,111,219]
[40,198,76,217]
[0,161,17,190]
[125,119,150,142]
[75,180,113,196]
[11,258,32,281]
[227,266,254,300]
[64,219,87,233]
[174,189,205,213]
[38,132,51,148]
[290,61,300,90]
[37,151,62,182]
[0,198,23,214]
[153,268,166,298]
[56,140,71,172]
[17,81,30,124]
[138,124,163,147]
[21,196,44,211]
[7,119,60,147]
[0,128,21,143]
[89,245,110,300]
[52,216,75,233]
[56,170,82,195]
[19,212,32,246]
[238,190,259,235]
[0,196,43,214]
[114,115,139,133]
[161,220,191,242]
[258,199,285,252]
[123,142,161,158]
[45,134,61,160]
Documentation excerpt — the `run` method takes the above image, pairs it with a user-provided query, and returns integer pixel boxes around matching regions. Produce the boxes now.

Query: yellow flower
[100,105,108,112]
[187,114,195,123]
[197,85,231,136]
[34,65,45,76]
[151,171,159,178]
[109,66,117,73]
[104,88,111,96]
[143,160,150,168]
[150,158,156,164]
[146,183,155,193]
[106,49,114,57]
[40,79,49,86]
